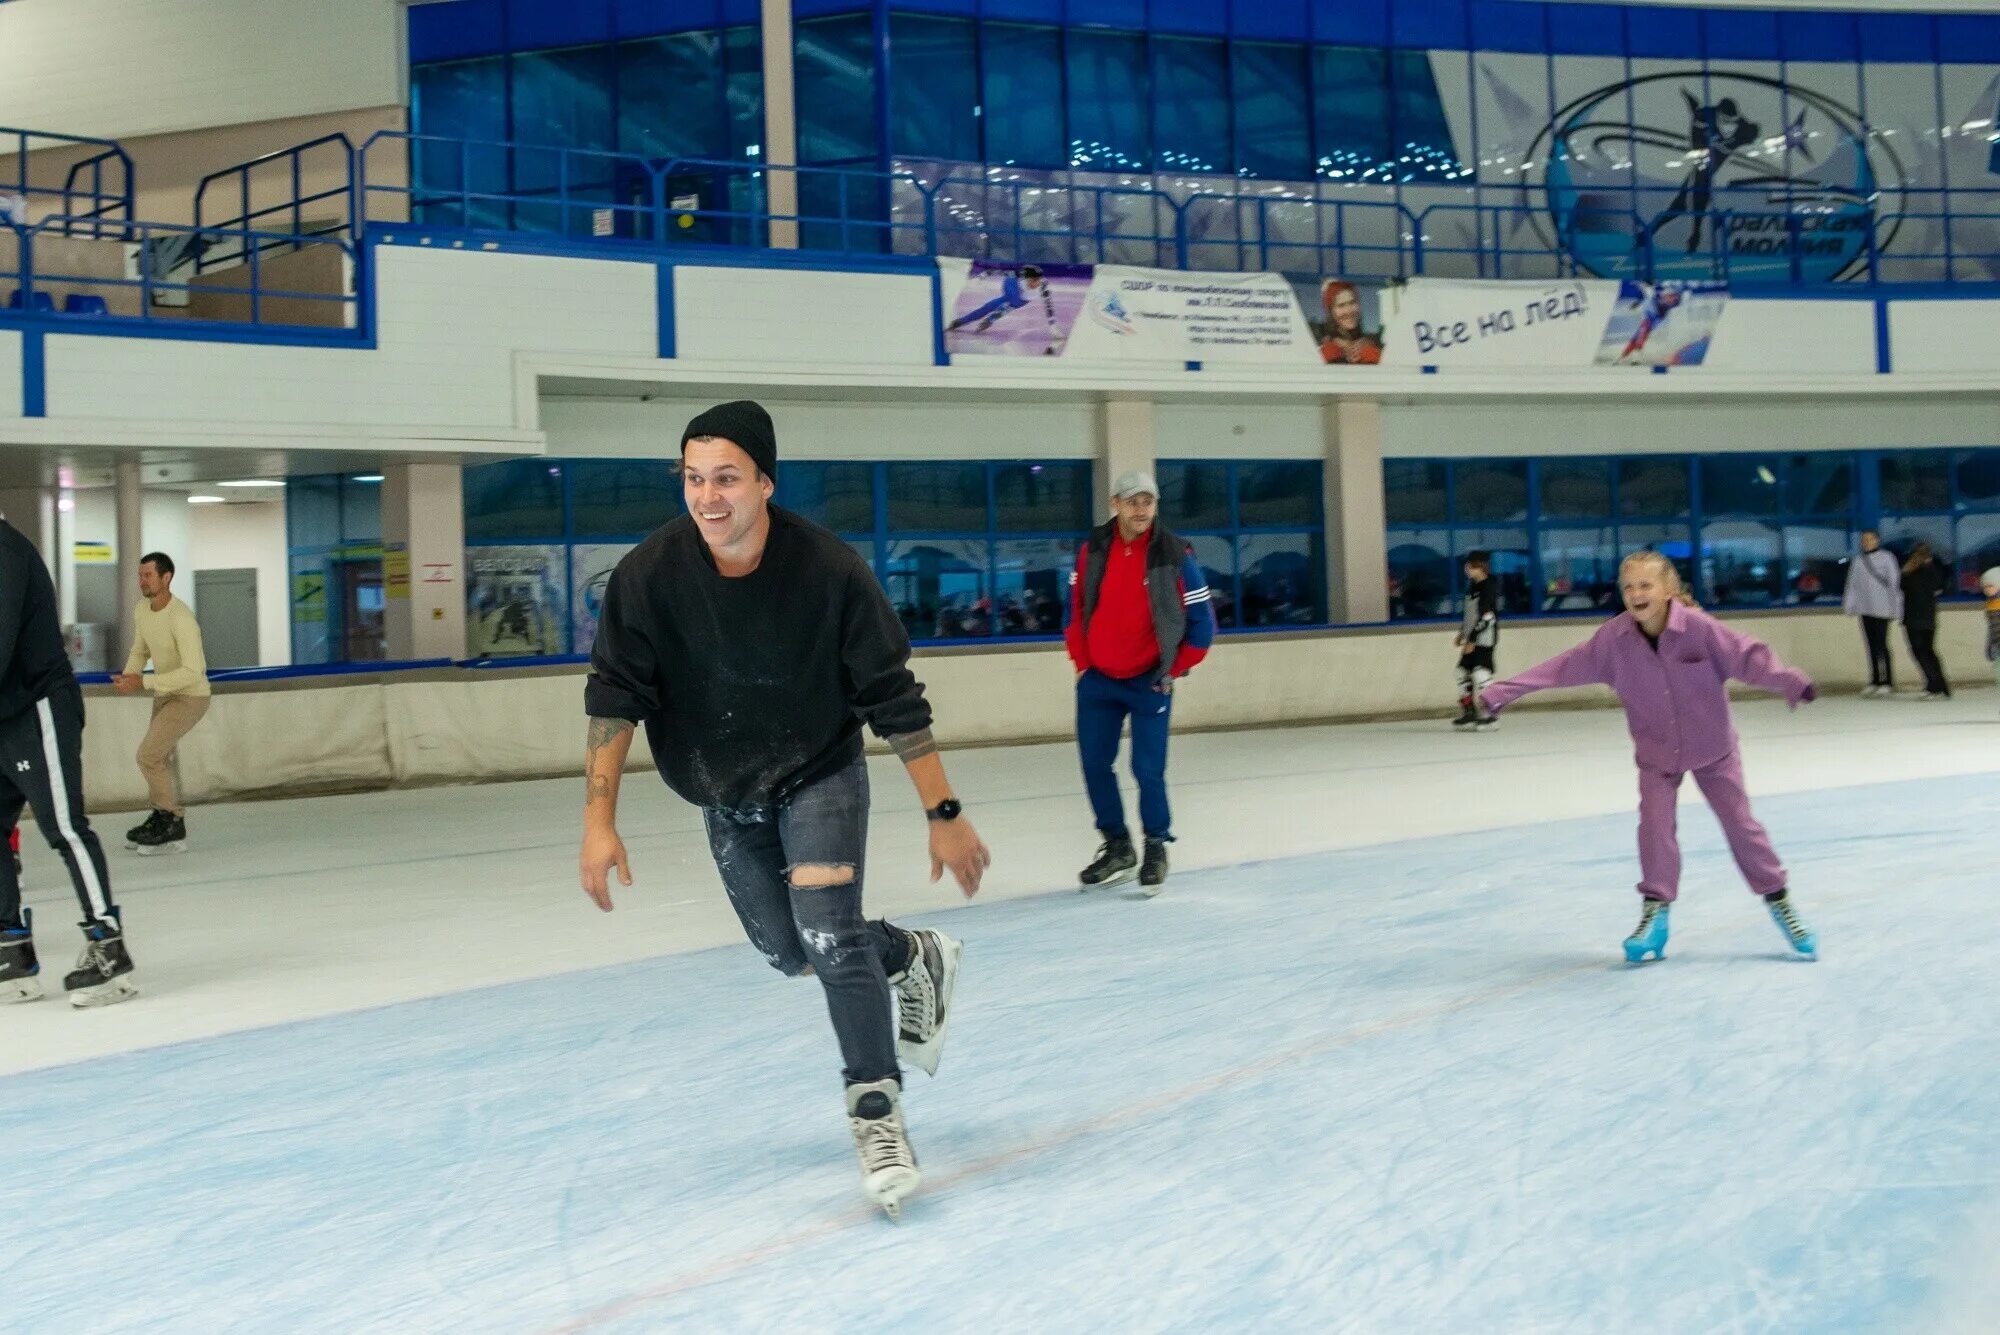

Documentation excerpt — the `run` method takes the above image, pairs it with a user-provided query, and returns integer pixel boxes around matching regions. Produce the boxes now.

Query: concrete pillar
[1098,396,1157,516]
[381,463,466,662]
[760,0,800,250]
[114,460,142,664]
[1324,399,1389,625]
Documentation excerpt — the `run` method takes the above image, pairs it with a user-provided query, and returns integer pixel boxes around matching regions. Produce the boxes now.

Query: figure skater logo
[1090,289,1137,336]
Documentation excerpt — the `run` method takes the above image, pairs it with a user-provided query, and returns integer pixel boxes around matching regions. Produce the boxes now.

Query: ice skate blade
[866,1166,921,1221]
[1623,945,1665,965]
[1139,880,1165,898]
[901,935,962,1079]
[134,841,187,857]
[1080,867,1136,891]
[1,976,43,1003]
[69,976,138,1008]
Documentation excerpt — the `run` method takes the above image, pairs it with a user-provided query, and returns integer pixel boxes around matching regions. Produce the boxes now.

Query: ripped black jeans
[703,754,913,1086]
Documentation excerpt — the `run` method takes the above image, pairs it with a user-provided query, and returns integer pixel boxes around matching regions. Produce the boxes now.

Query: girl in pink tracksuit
[1480,551,1820,964]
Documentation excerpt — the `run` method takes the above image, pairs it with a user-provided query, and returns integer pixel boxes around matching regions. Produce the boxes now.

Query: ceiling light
[188,495,225,505]
[351,474,385,483]
[218,479,285,489]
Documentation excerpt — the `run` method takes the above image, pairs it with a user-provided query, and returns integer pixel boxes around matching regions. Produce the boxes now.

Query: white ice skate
[891,928,962,1078]
[847,1078,921,1220]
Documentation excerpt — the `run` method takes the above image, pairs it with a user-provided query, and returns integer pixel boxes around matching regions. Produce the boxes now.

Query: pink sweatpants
[1635,749,1786,902]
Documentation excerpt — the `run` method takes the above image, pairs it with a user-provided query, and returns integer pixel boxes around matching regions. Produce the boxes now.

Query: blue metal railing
[192,133,358,272]
[1,125,133,238]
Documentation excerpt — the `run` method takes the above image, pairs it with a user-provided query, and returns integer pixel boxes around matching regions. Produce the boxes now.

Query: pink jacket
[1482,601,1815,773]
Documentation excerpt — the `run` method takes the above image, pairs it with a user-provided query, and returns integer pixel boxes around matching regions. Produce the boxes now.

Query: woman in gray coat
[1843,530,1904,696]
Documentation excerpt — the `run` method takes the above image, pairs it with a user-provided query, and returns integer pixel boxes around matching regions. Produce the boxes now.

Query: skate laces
[1769,897,1807,939]
[895,939,937,1041]
[1631,901,1665,938]
[851,1106,913,1174]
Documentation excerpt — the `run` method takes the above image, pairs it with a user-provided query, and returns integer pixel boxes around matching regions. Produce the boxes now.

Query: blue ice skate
[1623,899,1670,964]
[1765,892,1818,960]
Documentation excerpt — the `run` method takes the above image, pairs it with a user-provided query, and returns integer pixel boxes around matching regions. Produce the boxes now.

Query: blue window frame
[285,474,386,666]
[890,14,980,161]
[1158,460,1327,629]
[981,22,1067,168]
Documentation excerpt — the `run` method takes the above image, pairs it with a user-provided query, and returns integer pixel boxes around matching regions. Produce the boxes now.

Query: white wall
[0,331,19,418]
[1887,301,2000,376]
[1154,403,1327,461]
[1710,300,1877,374]
[0,0,403,141]
[67,486,198,630]
[187,500,291,667]
[674,267,938,368]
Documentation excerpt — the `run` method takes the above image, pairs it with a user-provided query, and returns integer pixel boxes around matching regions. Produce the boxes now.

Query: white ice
[2,693,1998,1332]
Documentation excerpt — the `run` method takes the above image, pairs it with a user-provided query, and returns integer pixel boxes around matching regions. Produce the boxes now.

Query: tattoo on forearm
[585,717,636,802]
[887,727,938,764]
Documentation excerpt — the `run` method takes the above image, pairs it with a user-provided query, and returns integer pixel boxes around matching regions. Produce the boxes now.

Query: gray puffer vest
[1079,519,1189,686]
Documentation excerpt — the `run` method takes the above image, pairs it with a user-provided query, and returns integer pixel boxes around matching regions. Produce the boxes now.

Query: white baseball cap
[1112,469,1159,500]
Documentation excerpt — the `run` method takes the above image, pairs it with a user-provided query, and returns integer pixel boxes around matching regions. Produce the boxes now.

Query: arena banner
[1062,266,1319,362]
[1378,277,1622,368]
[942,259,1089,358]
[1594,281,1729,367]
[467,545,565,659]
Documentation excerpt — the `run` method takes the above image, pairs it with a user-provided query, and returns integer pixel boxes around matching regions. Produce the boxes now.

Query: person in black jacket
[0,519,135,1007]
[1900,541,1951,699]
[579,401,990,1219]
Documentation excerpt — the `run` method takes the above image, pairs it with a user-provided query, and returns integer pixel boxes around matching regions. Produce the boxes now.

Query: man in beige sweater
[113,552,210,853]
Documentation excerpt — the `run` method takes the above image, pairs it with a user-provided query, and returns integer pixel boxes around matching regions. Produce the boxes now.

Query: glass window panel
[465,459,565,541]
[1618,522,1696,592]
[1387,529,1451,620]
[1956,514,2000,596]
[886,538,991,639]
[1384,460,1447,525]
[1452,460,1528,522]
[886,462,986,532]
[1186,534,1237,628]
[618,33,724,161]
[994,538,1076,635]
[1232,42,1311,181]
[411,59,510,227]
[1151,37,1230,177]
[1538,525,1619,612]
[993,462,1091,532]
[289,554,332,665]
[1389,50,1465,182]
[1618,457,1690,518]
[287,476,340,550]
[724,27,765,161]
[1539,459,1613,521]
[1783,454,1853,516]
[1312,45,1392,183]
[1879,515,1956,569]
[340,479,382,546]
[796,15,880,164]
[1452,527,1530,615]
[1700,520,1784,607]
[571,541,635,655]
[1236,461,1321,527]
[1956,449,2000,510]
[570,459,680,538]
[982,23,1065,169]
[512,48,615,152]
[889,15,979,162]
[1066,29,1150,171]
[779,462,876,533]
[1699,455,1781,516]
[1782,523,1850,607]
[1159,461,1232,530]
[1880,450,1953,513]
[466,544,568,657]
[1239,531,1326,626]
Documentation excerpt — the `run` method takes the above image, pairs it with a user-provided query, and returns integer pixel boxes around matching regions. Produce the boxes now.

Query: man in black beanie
[580,398,990,1219]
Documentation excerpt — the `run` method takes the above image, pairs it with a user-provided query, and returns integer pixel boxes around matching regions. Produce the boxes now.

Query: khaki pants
[137,695,210,815]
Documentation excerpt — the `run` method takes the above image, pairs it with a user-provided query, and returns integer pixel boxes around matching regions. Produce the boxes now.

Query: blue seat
[64,293,109,316]
[5,289,55,313]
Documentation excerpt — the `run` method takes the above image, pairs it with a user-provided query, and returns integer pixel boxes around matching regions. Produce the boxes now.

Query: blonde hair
[1619,549,1700,609]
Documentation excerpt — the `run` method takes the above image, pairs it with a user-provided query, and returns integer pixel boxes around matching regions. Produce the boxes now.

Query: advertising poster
[570,543,635,656]
[943,260,1090,358]
[1378,278,1621,368]
[1060,266,1318,363]
[467,545,565,658]
[1298,277,1387,365]
[1594,281,1729,366]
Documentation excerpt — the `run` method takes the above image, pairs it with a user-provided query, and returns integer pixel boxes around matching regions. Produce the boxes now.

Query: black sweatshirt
[1900,562,1947,630]
[584,506,933,810]
[0,520,79,724]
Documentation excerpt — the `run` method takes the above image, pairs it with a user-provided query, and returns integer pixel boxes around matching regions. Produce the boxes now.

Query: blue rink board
[4,772,1998,1334]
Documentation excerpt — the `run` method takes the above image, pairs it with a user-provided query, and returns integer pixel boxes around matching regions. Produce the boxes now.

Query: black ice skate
[1,908,40,1004]
[890,928,962,1078]
[1139,838,1169,897]
[64,916,138,1008]
[1079,835,1137,889]
[847,1078,920,1220]
[1452,697,1478,729]
[132,812,187,856]
[125,809,169,850]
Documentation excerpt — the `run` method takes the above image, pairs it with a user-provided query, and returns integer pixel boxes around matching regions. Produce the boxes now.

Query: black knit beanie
[681,400,777,481]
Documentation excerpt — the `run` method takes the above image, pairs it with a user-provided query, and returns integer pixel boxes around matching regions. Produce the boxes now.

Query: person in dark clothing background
[0,519,135,1007]
[1899,541,1952,700]
[579,400,990,1219]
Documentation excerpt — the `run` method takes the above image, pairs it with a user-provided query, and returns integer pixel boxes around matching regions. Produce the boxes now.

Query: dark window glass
[1383,460,1447,524]
[1618,457,1690,517]
[1387,529,1451,620]
[1955,449,2000,509]
[890,15,979,161]
[570,459,679,538]
[1783,454,1852,516]
[341,479,382,546]
[1699,455,1781,516]
[1957,515,2000,593]
[993,462,1091,532]
[1232,41,1312,181]
[1782,523,1850,605]
[1159,461,1232,529]
[780,462,876,533]
[1619,522,1696,592]
[1539,525,1619,612]
[1186,534,1238,628]
[1539,459,1613,520]
[796,15,880,163]
[886,462,986,531]
[1311,45,1391,182]
[1389,49,1463,181]
[1880,515,1955,568]
[1452,460,1528,522]
[886,538,990,638]
[618,34,724,162]
[465,459,565,540]
[511,47,616,233]
[724,27,765,160]
[410,59,511,228]
[1239,531,1326,625]
[1236,461,1322,527]
[982,23,1065,168]
[1066,29,1150,171]
[1700,520,1784,606]
[994,538,1075,634]
[1151,37,1230,176]
[1453,528,1530,614]
[1881,450,1952,512]
[287,476,341,550]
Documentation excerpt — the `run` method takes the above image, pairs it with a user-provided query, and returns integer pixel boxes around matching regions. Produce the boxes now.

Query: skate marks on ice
[0,774,1997,1332]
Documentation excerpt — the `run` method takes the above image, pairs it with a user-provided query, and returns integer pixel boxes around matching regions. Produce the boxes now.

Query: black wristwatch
[925,798,963,823]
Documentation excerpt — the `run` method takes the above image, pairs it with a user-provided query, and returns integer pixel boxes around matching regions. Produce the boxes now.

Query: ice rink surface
[3,694,1997,1332]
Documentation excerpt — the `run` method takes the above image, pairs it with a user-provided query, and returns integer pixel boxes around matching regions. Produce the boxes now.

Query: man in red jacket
[1065,470,1217,895]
